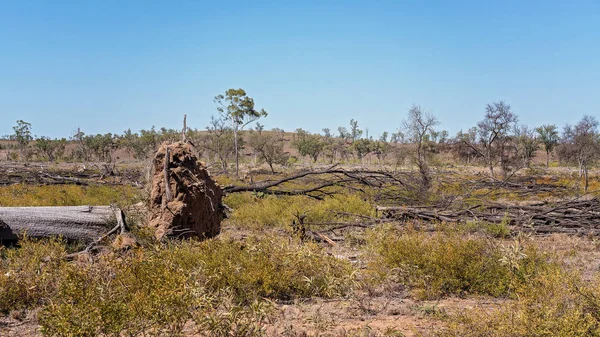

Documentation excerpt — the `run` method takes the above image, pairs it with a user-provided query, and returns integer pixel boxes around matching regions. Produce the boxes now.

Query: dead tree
[0,205,124,242]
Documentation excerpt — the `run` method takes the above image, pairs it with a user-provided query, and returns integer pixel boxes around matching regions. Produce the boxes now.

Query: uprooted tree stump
[147,141,223,240]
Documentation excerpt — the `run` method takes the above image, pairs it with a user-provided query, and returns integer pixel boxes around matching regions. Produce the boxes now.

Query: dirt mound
[147,142,223,240]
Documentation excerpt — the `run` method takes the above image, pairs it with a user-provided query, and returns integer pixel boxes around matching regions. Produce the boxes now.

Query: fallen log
[0,206,117,242]
[377,197,600,236]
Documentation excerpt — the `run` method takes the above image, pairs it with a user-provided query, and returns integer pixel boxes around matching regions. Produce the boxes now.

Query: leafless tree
[202,116,236,172]
[248,129,289,174]
[476,101,518,176]
[558,115,599,191]
[514,124,538,168]
[402,105,439,190]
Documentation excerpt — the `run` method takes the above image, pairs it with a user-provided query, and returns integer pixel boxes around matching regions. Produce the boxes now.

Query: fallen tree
[0,205,122,242]
[222,164,408,200]
[377,197,600,235]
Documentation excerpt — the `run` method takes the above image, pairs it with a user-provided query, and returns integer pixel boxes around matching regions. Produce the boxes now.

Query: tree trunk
[268,161,275,174]
[546,150,550,168]
[234,129,239,177]
[0,206,116,242]
[584,166,589,192]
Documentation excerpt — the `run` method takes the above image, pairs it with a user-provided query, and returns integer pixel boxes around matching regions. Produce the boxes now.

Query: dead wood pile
[222,164,407,200]
[0,162,143,186]
[377,197,600,235]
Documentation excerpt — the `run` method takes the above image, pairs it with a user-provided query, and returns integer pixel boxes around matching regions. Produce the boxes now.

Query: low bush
[0,184,141,207]
[1,233,355,336]
[365,226,552,299]
[224,193,374,229]
[0,237,68,313]
[435,271,600,337]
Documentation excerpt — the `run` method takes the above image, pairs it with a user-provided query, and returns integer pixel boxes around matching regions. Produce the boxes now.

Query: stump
[147,142,223,240]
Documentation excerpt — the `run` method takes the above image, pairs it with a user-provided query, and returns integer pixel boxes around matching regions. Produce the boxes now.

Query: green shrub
[0,184,141,207]
[0,237,68,313]
[193,235,356,302]
[365,226,549,299]
[3,233,356,336]
[224,193,374,229]
[435,270,600,337]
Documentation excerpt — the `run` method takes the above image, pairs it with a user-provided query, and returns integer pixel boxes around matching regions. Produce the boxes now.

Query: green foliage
[248,130,289,173]
[193,235,356,302]
[436,270,600,337]
[349,119,363,142]
[365,226,550,299]
[536,124,560,166]
[84,133,118,162]
[35,137,67,161]
[484,219,511,238]
[214,88,268,176]
[12,120,32,150]
[224,193,374,230]
[292,129,325,162]
[353,138,374,159]
[0,237,68,313]
[0,184,141,207]
[118,127,161,159]
[214,88,268,129]
[1,234,354,336]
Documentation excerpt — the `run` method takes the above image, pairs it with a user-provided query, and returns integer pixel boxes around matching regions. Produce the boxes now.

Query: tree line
[1,89,599,189]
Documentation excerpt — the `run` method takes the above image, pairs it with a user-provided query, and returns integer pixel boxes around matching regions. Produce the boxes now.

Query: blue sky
[1,1,598,139]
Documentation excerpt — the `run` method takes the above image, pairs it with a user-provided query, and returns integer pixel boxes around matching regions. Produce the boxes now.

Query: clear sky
[1,1,598,139]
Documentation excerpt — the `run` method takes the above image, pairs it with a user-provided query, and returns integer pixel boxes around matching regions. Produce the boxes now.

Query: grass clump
[2,233,355,336]
[0,237,68,313]
[435,271,600,337]
[0,184,141,207]
[365,226,551,299]
[224,192,374,229]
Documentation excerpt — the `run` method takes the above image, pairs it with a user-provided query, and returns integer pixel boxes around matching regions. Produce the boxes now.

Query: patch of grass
[434,270,600,337]
[0,184,142,207]
[1,233,355,336]
[0,237,68,313]
[175,234,357,302]
[224,193,374,230]
[365,226,551,299]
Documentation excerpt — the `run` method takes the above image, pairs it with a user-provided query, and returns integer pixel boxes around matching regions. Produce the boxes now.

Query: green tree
[349,119,363,142]
[12,120,32,158]
[214,88,268,177]
[203,117,236,172]
[292,129,324,163]
[84,133,117,162]
[536,124,559,167]
[71,127,87,161]
[35,137,66,162]
[352,138,373,160]
[248,130,288,173]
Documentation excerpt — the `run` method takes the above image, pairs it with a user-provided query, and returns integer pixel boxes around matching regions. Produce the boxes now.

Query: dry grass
[224,193,374,230]
[1,233,356,336]
[0,184,142,207]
